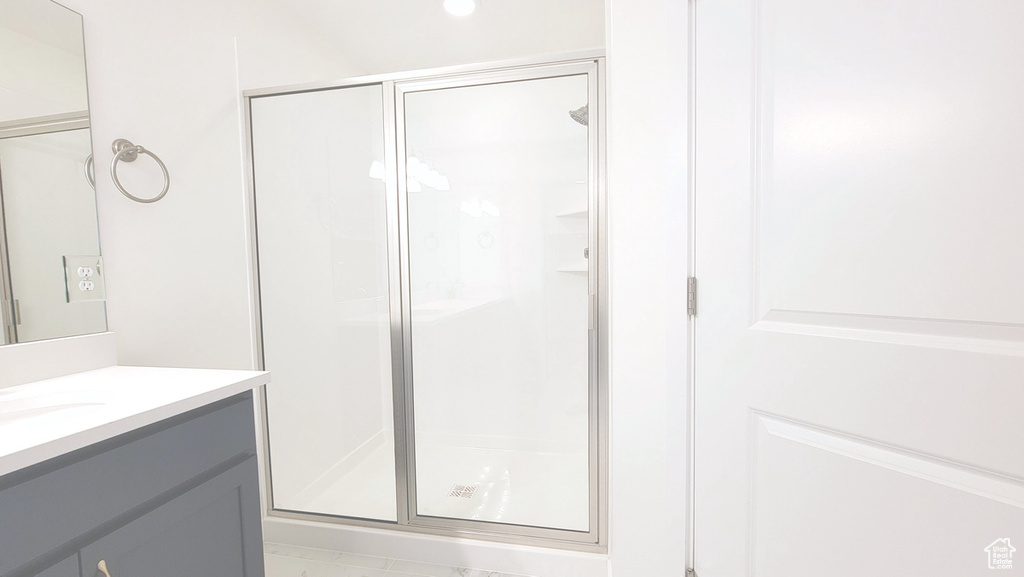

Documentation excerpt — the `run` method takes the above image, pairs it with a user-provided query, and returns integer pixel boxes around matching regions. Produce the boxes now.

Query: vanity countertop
[0,365,269,478]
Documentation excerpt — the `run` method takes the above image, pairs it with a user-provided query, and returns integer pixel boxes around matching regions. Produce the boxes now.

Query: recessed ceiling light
[444,0,476,17]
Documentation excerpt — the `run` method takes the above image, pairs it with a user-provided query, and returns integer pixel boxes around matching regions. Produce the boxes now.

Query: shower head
[569,104,589,126]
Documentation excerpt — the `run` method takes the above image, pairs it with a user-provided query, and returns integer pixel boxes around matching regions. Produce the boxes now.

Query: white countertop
[0,366,269,478]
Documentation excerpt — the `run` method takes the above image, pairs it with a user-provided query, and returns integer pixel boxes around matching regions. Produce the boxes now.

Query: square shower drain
[448,484,479,498]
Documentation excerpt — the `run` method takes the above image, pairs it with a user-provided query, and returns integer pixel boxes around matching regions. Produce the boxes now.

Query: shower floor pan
[278,437,589,532]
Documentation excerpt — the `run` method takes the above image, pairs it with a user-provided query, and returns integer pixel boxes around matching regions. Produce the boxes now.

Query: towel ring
[110,138,169,203]
[84,154,96,189]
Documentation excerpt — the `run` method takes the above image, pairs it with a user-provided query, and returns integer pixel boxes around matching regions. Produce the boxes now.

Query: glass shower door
[399,71,594,532]
[251,84,399,522]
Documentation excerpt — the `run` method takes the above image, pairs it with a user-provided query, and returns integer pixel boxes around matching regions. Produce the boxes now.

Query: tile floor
[264,542,536,577]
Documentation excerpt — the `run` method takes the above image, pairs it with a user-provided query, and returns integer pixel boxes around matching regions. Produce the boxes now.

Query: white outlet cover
[63,255,106,303]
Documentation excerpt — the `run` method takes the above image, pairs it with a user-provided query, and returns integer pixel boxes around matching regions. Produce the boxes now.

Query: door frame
[242,51,609,551]
[686,0,699,572]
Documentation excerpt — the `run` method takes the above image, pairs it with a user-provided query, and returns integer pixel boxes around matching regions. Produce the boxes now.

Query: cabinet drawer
[0,392,256,576]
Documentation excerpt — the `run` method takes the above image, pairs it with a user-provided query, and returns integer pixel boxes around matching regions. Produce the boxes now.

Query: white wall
[606,0,690,575]
[57,0,360,369]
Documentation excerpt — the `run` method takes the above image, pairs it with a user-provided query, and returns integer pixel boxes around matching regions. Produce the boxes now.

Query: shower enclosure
[246,56,605,547]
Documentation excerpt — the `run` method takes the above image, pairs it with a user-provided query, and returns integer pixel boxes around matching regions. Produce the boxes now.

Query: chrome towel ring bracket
[110,138,170,203]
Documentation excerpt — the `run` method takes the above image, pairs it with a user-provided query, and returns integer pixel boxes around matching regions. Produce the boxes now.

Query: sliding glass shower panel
[403,75,591,531]
[251,85,397,521]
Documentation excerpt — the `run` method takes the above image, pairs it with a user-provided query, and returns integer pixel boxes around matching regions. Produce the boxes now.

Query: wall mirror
[0,0,105,345]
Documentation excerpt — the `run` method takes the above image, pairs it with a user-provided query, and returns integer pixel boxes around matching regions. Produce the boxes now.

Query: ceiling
[273,0,605,76]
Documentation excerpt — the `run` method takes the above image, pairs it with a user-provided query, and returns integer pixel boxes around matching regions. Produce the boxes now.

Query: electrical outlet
[64,255,106,303]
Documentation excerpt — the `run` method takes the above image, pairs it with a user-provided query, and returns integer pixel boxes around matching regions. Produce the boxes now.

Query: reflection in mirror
[0,0,105,344]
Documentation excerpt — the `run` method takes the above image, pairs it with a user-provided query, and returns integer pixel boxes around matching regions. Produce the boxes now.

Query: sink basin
[0,391,109,425]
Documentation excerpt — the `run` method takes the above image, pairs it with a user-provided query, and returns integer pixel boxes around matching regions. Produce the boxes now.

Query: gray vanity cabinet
[78,457,261,577]
[0,391,264,577]
[31,558,77,577]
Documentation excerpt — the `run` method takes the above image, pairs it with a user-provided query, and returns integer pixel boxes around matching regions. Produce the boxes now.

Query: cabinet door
[79,457,263,577]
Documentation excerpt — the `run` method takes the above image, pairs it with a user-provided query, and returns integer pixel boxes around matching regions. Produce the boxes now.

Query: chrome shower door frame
[392,59,605,546]
[243,53,608,551]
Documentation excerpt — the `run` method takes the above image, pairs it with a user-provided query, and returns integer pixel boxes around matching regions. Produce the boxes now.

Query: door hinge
[687,277,697,317]
[686,568,697,577]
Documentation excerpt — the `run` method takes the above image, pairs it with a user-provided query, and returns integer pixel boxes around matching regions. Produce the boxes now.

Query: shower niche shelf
[556,262,589,273]
[555,208,588,218]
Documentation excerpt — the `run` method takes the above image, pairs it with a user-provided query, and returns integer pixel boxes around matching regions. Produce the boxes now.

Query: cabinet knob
[97,560,112,577]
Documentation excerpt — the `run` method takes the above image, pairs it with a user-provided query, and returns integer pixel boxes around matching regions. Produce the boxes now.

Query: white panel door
[695,1,1024,575]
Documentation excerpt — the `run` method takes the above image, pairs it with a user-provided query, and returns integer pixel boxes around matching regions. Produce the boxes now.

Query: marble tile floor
[264,542,536,577]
